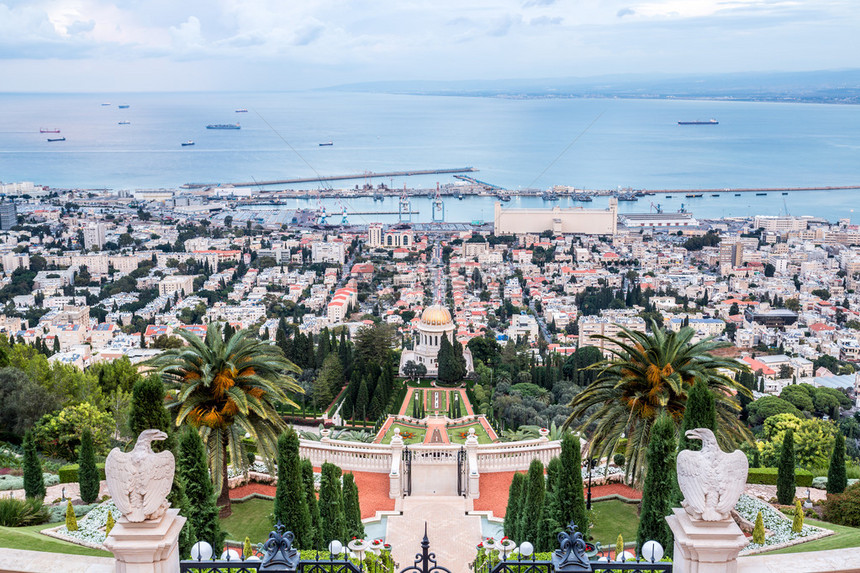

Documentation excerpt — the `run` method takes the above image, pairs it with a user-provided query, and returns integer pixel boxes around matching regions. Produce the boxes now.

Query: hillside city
[3,182,860,572]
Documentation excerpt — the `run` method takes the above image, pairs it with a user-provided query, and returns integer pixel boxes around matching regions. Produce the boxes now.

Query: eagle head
[684,427,717,449]
[137,429,168,446]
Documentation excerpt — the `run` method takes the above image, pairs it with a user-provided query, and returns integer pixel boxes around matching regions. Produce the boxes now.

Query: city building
[493,200,618,235]
[399,304,473,377]
[158,275,195,297]
[0,202,17,230]
[83,222,107,250]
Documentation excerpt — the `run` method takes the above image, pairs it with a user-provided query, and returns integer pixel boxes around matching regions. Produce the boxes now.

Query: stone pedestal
[389,431,404,499]
[103,508,186,573]
[666,508,747,573]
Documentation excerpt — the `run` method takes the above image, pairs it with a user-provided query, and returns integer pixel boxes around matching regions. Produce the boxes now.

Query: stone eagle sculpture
[677,428,748,522]
[105,429,174,522]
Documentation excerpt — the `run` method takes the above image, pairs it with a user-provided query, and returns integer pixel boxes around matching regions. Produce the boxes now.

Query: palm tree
[564,323,751,483]
[145,323,302,516]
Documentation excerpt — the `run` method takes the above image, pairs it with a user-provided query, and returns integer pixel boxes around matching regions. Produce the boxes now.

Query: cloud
[67,19,96,35]
[170,16,203,49]
[530,15,563,26]
[292,24,325,46]
[617,7,635,17]
[524,0,557,6]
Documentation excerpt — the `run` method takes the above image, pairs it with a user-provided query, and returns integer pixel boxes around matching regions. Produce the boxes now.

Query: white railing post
[465,428,480,498]
[389,428,403,499]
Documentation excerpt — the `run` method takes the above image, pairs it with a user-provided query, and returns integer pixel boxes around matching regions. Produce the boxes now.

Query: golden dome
[420,305,453,326]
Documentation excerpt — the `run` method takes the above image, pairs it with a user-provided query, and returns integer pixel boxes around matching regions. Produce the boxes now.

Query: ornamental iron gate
[402,445,412,496]
[457,446,467,497]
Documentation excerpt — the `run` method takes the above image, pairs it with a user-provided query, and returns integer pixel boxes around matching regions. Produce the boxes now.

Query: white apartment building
[83,223,107,250]
[311,241,345,264]
[1,253,29,272]
[578,315,647,356]
[158,275,194,297]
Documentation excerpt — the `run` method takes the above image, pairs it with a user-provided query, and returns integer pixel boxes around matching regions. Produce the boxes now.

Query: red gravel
[473,472,641,517]
[229,470,395,520]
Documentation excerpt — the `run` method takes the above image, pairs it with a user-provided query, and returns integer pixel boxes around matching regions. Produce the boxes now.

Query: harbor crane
[432,182,445,222]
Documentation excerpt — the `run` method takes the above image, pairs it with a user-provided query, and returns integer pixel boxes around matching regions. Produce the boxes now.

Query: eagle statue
[105,429,175,523]
[676,427,748,522]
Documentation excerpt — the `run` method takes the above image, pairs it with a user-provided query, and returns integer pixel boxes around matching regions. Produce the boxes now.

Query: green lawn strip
[447,422,493,444]
[380,422,426,444]
[587,500,640,548]
[761,518,860,554]
[221,498,276,546]
[0,523,112,557]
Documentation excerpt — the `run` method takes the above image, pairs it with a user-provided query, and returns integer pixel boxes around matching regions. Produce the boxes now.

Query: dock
[182,167,477,189]
[652,185,860,194]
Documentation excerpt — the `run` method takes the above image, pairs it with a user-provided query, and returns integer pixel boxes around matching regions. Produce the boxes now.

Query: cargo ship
[118,105,130,109]
[47,137,65,142]
[181,141,195,146]
[206,123,240,130]
[678,119,718,125]
[235,109,248,113]
[319,141,333,146]
[118,121,131,125]
[40,128,60,133]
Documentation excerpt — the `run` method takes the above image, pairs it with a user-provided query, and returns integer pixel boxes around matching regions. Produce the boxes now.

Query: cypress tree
[636,414,676,557]
[777,428,796,505]
[678,379,716,452]
[319,462,347,545]
[78,429,100,504]
[828,432,847,495]
[556,434,588,537]
[301,459,323,550]
[129,376,194,557]
[179,428,225,551]
[343,472,365,539]
[437,335,454,385]
[354,378,369,420]
[518,459,545,544]
[273,429,312,548]
[504,472,525,540]
[22,431,45,500]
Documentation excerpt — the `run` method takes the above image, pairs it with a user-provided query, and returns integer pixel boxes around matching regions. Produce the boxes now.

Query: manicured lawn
[221,498,275,545]
[588,500,640,547]
[0,522,112,557]
[380,422,426,444]
[448,422,494,444]
[762,518,860,554]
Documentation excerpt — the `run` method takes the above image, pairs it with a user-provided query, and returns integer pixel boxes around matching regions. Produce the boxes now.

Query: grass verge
[0,522,112,557]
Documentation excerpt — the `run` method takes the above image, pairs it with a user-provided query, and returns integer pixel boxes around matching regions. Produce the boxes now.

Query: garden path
[423,422,450,444]
[5,480,110,504]
[386,496,481,573]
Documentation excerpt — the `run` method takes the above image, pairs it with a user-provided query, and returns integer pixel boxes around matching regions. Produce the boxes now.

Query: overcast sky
[1,0,857,92]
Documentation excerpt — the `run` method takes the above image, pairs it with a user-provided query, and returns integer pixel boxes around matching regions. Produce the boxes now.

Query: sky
[0,0,857,92]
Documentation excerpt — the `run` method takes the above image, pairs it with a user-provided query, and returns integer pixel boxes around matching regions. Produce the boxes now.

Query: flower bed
[42,500,121,550]
[734,494,832,555]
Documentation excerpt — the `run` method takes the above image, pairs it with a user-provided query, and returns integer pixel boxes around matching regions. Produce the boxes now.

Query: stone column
[666,509,747,573]
[465,428,480,498]
[389,429,403,499]
[104,510,186,573]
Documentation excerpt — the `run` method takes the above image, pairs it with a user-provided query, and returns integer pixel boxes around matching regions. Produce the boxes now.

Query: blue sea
[1,91,860,222]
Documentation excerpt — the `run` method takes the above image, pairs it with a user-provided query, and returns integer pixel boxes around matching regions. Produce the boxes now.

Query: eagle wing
[676,450,707,518]
[105,448,134,517]
[141,450,175,518]
[716,450,749,516]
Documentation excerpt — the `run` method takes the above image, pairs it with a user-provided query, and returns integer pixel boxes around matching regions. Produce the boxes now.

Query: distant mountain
[324,70,860,104]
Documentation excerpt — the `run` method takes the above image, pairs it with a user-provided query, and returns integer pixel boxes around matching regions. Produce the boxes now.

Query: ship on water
[118,105,130,109]
[47,137,65,142]
[181,140,195,146]
[40,128,60,133]
[319,141,333,146]
[678,119,719,125]
[206,123,241,130]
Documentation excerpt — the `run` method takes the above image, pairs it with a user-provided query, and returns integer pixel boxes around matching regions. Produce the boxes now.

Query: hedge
[59,463,106,484]
[747,467,813,487]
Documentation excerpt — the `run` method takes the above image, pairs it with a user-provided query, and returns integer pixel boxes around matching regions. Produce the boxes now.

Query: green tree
[792,500,804,533]
[758,414,836,469]
[556,434,587,537]
[564,323,750,482]
[33,402,113,460]
[313,354,343,411]
[777,428,796,505]
[436,334,456,385]
[76,429,99,504]
[354,377,369,420]
[504,472,525,541]
[318,462,346,545]
[301,459,323,550]
[178,428,224,551]
[678,379,716,452]
[22,432,45,500]
[144,323,302,516]
[273,429,312,547]
[747,396,802,426]
[752,511,765,544]
[343,472,365,539]
[828,432,848,495]
[636,414,676,557]
[518,459,545,543]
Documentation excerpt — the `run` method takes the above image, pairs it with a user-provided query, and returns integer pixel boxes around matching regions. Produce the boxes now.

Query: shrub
[792,500,803,533]
[828,433,847,495]
[777,429,796,505]
[613,453,625,467]
[47,502,99,523]
[812,476,827,490]
[747,467,813,487]
[22,432,45,500]
[65,500,78,531]
[823,481,860,527]
[0,498,48,527]
[105,511,115,536]
[753,511,765,544]
[0,473,59,491]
